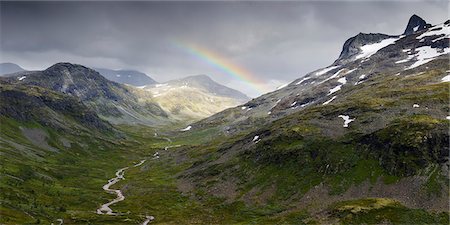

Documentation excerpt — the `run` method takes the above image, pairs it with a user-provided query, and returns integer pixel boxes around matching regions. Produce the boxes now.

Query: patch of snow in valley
[17,76,26,81]
[322,96,337,105]
[355,37,399,59]
[338,115,355,128]
[252,135,260,143]
[402,49,411,53]
[267,111,272,115]
[405,46,450,69]
[136,85,147,89]
[413,25,420,32]
[291,101,297,107]
[413,104,420,108]
[241,106,247,110]
[315,65,340,76]
[446,116,450,120]
[180,126,192,131]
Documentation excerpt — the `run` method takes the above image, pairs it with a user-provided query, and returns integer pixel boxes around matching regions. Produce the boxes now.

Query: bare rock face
[335,32,393,64]
[403,14,431,35]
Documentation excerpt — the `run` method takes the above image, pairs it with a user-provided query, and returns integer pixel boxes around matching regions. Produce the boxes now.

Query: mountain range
[0,63,248,125]
[0,14,449,224]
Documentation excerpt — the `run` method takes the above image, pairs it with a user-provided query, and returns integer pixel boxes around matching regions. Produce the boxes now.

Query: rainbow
[172,41,268,94]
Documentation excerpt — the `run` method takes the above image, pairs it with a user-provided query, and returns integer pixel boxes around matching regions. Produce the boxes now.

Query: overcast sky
[1,1,448,97]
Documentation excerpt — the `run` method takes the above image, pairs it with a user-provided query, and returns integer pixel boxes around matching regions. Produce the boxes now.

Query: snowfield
[406,46,450,69]
[355,37,399,59]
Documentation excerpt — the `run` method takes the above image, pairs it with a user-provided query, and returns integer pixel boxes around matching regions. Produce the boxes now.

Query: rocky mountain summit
[1,63,170,125]
[95,68,157,86]
[140,75,249,121]
[403,14,432,35]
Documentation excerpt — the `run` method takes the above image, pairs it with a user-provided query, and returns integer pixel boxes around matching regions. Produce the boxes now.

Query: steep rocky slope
[191,15,449,136]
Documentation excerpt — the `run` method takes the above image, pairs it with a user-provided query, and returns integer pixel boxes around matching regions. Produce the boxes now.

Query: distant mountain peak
[46,62,88,72]
[175,74,214,83]
[0,62,26,76]
[167,74,250,101]
[403,14,431,35]
[95,67,157,86]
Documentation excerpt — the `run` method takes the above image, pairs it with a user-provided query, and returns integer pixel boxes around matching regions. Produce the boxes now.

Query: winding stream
[96,160,147,215]
[96,136,174,223]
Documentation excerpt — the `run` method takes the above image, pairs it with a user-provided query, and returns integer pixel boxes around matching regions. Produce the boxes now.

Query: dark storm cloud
[1,1,448,97]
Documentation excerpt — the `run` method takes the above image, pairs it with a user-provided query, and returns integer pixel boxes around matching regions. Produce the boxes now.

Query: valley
[0,12,449,225]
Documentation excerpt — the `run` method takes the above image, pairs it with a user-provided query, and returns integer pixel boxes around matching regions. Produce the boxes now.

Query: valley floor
[1,121,448,225]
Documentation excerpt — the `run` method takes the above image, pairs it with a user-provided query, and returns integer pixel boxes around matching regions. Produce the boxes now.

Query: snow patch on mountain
[406,46,450,69]
[337,77,347,84]
[328,85,342,95]
[441,75,450,82]
[323,96,337,105]
[315,66,340,76]
[355,37,399,59]
[320,68,345,84]
[338,115,355,128]
[416,23,450,40]
[181,126,192,131]
[355,74,366,85]
[296,76,311,85]
[276,83,289,90]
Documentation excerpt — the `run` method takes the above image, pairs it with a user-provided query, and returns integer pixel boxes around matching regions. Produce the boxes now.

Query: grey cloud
[1,1,448,97]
